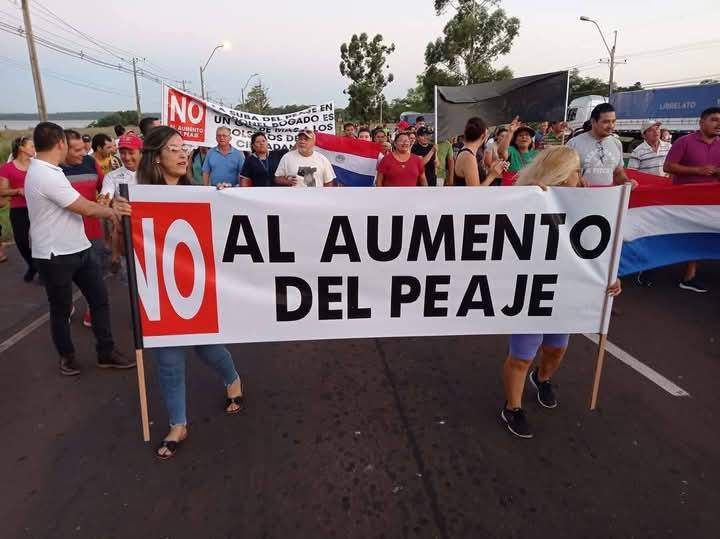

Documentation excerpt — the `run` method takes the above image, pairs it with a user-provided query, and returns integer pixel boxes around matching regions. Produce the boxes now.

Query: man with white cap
[275,129,336,187]
[628,121,672,176]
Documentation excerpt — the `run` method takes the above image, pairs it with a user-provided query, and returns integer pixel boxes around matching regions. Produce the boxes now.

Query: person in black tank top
[451,117,508,186]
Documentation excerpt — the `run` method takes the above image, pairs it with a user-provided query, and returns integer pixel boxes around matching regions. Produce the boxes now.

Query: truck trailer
[567,83,720,149]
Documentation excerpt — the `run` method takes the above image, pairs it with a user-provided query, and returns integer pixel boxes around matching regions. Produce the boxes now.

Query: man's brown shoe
[97,350,136,369]
[59,355,81,376]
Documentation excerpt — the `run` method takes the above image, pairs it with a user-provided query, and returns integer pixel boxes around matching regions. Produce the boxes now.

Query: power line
[32,0,133,61]
[3,0,181,83]
[0,54,133,97]
[567,38,720,71]
[0,22,184,86]
[32,0,176,77]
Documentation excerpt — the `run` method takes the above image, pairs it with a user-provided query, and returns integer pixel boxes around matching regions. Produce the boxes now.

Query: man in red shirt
[61,130,106,327]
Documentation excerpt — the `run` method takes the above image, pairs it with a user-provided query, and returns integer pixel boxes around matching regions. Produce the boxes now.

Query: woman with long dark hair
[137,126,245,459]
[0,136,36,277]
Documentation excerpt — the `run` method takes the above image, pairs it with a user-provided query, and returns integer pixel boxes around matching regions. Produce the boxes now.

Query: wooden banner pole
[590,334,608,410]
[589,183,632,411]
[119,183,150,442]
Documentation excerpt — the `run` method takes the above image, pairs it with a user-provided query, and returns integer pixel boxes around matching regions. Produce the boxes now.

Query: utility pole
[132,57,142,124]
[199,66,205,100]
[21,0,47,121]
[580,17,625,100]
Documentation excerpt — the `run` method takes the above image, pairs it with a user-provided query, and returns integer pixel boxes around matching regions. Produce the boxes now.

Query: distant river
[1,119,95,130]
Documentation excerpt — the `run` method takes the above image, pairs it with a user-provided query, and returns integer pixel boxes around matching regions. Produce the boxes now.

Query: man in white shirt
[567,103,635,188]
[275,130,336,187]
[25,122,136,376]
[101,131,141,274]
[627,121,672,176]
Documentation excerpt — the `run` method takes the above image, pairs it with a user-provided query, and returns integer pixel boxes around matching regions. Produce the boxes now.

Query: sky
[0,0,718,113]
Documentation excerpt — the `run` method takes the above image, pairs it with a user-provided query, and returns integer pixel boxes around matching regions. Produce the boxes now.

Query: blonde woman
[501,146,622,438]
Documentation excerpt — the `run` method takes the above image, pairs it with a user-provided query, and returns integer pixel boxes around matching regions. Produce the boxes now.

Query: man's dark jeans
[34,248,114,358]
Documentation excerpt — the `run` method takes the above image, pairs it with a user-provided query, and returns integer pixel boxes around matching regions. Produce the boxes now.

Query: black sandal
[156,438,185,460]
[225,379,244,415]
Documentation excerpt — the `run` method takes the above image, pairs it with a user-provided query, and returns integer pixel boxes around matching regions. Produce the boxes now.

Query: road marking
[0,289,86,355]
[583,333,691,397]
[0,272,114,355]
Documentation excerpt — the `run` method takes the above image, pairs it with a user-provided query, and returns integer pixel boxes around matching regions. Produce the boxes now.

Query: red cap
[118,132,143,150]
[397,120,410,130]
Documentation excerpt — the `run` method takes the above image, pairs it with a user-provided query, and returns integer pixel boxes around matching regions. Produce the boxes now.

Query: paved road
[0,251,718,538]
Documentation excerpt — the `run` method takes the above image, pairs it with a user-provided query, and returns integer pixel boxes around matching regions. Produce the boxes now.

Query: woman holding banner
[500,146,622,439]
[137,126,245,459]
[450,117,507,187]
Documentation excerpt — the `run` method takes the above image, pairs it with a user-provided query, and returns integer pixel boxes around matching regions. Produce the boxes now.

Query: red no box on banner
[131,202,219,337]
[166,87,206,142]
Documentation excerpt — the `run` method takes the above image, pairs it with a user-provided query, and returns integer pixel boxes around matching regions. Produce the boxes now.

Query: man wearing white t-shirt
[25,122,136,376]
[567,103,635,188]
[101,131,141,275]
[275,130,336,187]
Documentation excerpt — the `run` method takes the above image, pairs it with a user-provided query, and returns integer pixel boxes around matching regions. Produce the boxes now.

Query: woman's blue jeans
[152,345,239,427]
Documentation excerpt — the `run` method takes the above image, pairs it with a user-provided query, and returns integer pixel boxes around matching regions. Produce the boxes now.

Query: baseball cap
[641,120,661,134]
[81,134,91,142]
[296,129,315,140]
[118,131,143,150]
[416,127,432,136]
[397,120,410,130]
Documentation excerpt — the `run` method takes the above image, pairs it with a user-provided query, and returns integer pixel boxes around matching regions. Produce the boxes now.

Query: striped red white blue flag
[315,133,383,187]
[619,181,720,275]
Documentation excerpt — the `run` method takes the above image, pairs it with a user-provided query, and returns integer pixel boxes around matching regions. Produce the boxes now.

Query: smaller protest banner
[161,84,336,151]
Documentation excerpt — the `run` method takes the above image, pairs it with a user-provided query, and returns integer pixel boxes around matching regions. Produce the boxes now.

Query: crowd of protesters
[0,101,719,450]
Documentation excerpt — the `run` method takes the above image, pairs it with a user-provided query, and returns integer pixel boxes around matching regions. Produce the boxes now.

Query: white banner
[161,84,335,151]
[128,185,628,348]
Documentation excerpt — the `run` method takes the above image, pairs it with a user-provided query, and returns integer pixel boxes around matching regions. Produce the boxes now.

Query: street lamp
[199,40,231,100]
[580,16,617,99]
[240,73,260,109]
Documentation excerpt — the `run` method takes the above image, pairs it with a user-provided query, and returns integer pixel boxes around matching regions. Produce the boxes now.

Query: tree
[569,69,609,100]
[339,33,395,122]
[240,82,271,114]
[569,69,645,100]
[88,110,139,128]
[423,0,519,87]
[268,104,311,115]
[616,81,643,93]
[385,85,428,122]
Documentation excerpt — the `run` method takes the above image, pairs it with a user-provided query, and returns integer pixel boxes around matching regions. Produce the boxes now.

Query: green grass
[0,205,11,242]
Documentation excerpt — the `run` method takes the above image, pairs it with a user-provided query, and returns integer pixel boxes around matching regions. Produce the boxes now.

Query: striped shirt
[61,155,104,240]
[541,131,565,147]
[627,140,672,176]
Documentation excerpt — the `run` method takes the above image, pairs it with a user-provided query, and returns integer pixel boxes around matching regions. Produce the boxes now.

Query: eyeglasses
[163,144,186,155]
[596,141,606,164]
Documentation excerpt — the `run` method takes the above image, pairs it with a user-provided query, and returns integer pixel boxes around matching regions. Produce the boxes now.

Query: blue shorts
[509,334,570,361]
